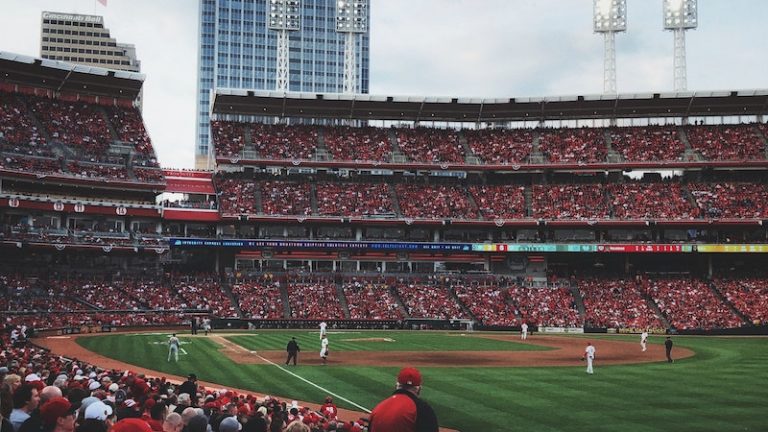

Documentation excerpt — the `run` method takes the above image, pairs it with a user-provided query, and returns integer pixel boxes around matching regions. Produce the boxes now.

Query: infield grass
[77,331,768,432]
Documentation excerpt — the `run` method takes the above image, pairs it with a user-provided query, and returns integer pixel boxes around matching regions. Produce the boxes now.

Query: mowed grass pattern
[77,332,768,432]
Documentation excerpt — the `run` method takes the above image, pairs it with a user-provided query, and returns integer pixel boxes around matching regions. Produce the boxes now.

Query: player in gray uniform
[168,334,180,362]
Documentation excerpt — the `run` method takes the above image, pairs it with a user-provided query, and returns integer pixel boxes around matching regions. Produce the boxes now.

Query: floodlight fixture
[593,0,626,95]
[336,0,368,94]
[663,0,697,91]
[268,0,301,91]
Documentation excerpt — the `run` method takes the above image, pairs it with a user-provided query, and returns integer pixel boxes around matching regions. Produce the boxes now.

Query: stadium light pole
[268,0,301,92]
[336,0,368,94]
[593,0,626,95]
[663,0,697,92]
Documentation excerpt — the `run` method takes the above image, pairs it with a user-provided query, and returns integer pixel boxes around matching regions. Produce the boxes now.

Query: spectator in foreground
[368,367,438,432]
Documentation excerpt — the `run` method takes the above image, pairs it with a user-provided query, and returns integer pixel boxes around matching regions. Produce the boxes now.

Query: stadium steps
[388,184,403,217]
[681,185,699,211]
[707,281,751,325]
[604,130,623,163]
[242,124,257,159]
[387,129,408,163]
[457,132,481,165]
[335,282,351,319]
[219,278,244,318]
[639,291,672,329]
[309,183,319,215]
[69,295,102,311]
[678,126,703,161]
[314,128,330,161]
[753,125,768,158]
[254,182,264,214]
[463,186,482,220]
[529,132,545,163]
[98,107,120,143]
[449,285,477,321]
[390,286,410,318]
[14,94,66,157]
[523,186,533,217]
[569,285,587,319]
[279,284,292,318]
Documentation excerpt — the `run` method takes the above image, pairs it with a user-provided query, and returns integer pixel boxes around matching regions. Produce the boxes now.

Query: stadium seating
[252,123,317,160]
[464,128,533,164]
[685,124,766,160]
[713,277,768,325]
[0,154,62,174]
[231,279,285,319]
[454,284,518,326]
[261,181,313,216]
[323,126,393,162]
[66,161,129,181]
[395,282,468,320]
[396,128,465,163]
[0,91,51,157]
[468,185,527,219]
[532,184,610,220]
[343,280,404,320]
[104,105,157,162]
[395,184,479,219]
[508,286,581,327]
[608,183,699,219]
[316,182,394,217]
[216,178,257,215]
[539,128,607,163]
[286,282,346,319]
[609,125,685,162]
[212,120,246,158]
[578,278,664,328]
[642,277,744,330]
[689,183,768,218]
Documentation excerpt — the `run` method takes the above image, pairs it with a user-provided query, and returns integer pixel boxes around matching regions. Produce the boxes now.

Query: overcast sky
[1,0,766,169]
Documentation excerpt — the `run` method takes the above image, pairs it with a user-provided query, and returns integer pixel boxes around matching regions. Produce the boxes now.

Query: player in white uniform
[320,334,329,365]
[521,322,528,340]
[168,334,180,362]
[640,330,649,352]
[584,342,596,374]
[319,321,327,339]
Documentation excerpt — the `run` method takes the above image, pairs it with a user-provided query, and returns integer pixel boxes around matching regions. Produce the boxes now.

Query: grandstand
[1,50,767,340]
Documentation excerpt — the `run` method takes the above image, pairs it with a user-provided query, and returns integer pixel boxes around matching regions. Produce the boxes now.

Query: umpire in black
[665,336,674,363]
[286,337,300,365]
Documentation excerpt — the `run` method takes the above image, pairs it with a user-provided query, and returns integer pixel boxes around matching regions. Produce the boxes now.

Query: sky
[1,0,767,169]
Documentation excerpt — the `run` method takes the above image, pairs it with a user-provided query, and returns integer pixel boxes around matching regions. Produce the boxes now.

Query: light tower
[268,0,301,91]
[593,0,626,95]
[663,0,697,92]
[336,0,368,94]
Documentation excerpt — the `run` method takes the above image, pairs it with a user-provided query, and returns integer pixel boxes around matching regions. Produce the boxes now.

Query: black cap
[188,374,197,380]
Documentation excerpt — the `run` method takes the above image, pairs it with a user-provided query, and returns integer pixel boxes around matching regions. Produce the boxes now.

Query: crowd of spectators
[231,280,285,319]
[468,185,527,219]
[531,184,610,220]
[133,168,165,184]
[689,183,768,218]
[66,161,129,181]
[216,179,257,215]
[395,283,468,320]
[27,96,112,158]
[0,91,51,157]
[104,106,156,159]
[252,124,318,160]
[395,184,479,220]
[212,121,246,158]
[343,280,403,320]
[260,181,313,216]
[609,126,685,162]
[464,128,533,164]
[538,128,607,164]
[713,277,768,325]
[454,284,517,326]
[0,155,62,174]
[577,277,664,329]
[642,277,744,330]
[395,128,465,163]
[685,124,766,160]
[609,183,699,219]
[316,183,394,217]
[508,286,581,327]
[173,280,238,318]
[323,126,392,162]
[286,283,346,320]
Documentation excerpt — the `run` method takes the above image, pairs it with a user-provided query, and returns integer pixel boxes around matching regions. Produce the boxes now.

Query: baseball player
[584,342,596,374]
[641,330,649,352]
[168,334,180,362]
[521,322,528,340]
[319,321,327,339]
[320,334,329,365]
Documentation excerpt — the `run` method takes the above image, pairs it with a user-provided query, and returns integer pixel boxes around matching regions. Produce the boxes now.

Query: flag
[97,0,107,6]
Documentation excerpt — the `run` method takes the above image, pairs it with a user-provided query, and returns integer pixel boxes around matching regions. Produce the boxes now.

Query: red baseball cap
[40,397,76,425]
[397,367,422,386]
[112,419,153,432]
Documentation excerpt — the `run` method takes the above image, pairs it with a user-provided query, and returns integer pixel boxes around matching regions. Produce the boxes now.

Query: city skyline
[1,0,766,169]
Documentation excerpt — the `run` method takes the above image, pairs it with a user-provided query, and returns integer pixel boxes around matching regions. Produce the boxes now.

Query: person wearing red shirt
[320,396,337,420]
[368,367,438,432]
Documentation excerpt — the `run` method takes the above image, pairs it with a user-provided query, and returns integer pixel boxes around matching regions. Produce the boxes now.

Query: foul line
[255,354,371,413]
[219,337,370,413]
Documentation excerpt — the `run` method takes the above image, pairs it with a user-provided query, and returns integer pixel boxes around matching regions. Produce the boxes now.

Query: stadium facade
[39,11,140,72]
[194,0,371,169]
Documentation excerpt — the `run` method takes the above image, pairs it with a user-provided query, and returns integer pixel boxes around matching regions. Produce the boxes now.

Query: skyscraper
[194,0,371,169]
[40,11,140,72]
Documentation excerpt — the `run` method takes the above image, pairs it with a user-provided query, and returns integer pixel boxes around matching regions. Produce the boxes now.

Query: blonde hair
[284,420,310,432]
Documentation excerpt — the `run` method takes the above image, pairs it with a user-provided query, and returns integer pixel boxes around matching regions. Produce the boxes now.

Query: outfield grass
[77,331,768,432]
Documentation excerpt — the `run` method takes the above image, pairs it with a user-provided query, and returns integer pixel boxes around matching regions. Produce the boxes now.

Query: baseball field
[47,331,768,432]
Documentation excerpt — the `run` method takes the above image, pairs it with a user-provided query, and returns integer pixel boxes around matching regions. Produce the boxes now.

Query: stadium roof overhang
[0,51,144,100]
[211,88,768,122]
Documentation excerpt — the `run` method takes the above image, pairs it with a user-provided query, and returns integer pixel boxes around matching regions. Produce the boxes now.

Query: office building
[195,0,371,169]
